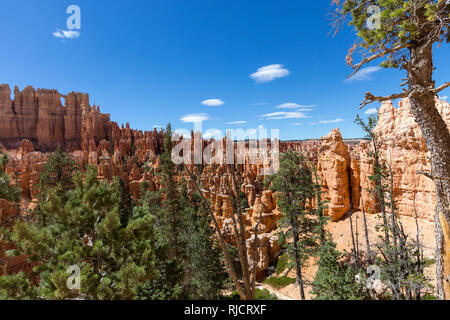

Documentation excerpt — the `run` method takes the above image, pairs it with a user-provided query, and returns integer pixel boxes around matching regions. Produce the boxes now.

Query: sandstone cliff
[1,84,449,278]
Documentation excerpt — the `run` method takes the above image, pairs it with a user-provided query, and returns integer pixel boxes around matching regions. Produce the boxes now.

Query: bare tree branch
[360,81,450,109]
[433,82,450,94]
[348,44,409,79]
[184,165,247,299]
[359,91,409,109]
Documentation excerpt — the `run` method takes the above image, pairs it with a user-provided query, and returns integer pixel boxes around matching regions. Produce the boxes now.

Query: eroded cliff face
[313,98,449,222]
[374,98,450,220]
[317,129,352,221]
[1,84,449,278]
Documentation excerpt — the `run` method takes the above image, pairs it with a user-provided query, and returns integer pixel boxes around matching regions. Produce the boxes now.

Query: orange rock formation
[1,84,449,278]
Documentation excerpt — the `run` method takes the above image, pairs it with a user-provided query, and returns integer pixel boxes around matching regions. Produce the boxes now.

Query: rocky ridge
[1,84,449,277]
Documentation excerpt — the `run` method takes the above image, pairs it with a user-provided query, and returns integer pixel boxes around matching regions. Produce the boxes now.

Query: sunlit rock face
[2,84,448,223]
[2,84,449,276]
[371,98,450,221]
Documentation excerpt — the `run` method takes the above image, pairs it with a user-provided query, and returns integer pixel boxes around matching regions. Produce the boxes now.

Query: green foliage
[38,147,77,191]
[275,253,290,275]
[117,178,134,227]
[1,167,158,300]
[0,272,39,300]
[183,207,227,300]
[424,293,438,300]
[355,113,433,300]
[254,288,278,300]
[263,276,296,289]
[312,238,368,300]
[139,123,226,300]
[271,151,321,267]
[0,152,9,173]
[355,114,378,141]
[0,153,21,204]
[228,288,277,300]
[336,0,449,68]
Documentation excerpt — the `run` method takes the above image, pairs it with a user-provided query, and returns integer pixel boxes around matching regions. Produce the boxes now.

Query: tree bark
[408,43,450,298]
[291,220,306,300]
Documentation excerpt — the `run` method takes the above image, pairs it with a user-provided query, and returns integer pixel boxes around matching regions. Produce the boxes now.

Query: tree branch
[360,82,449,109]
[433,82,450,94]
[348,44,408,79]
[184,165,247,299]
[359,91,409,109]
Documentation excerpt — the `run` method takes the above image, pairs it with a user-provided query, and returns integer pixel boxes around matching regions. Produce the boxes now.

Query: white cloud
[276,102,316,109]
[291,123,303,126]
[260,111,308,120]
[365,108,378,115]
[227,121,248,125]
[439,96,448,101]
[250,64,290,84]
[203,129,223,139]
[174,129,191,138]
[310,119,344,125]
[153,125,164,129]
[53,29,80,39]
[180,113,210,123]
[252,102,269,106]
[346,66,381,82]
[246,125,265,137]
[201,99,225,107]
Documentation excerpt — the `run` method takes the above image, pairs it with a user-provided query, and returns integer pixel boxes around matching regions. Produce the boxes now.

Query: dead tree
[185,164,263,300]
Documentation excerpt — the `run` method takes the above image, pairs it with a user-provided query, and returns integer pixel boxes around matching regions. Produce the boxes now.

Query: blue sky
[1,0,449,140]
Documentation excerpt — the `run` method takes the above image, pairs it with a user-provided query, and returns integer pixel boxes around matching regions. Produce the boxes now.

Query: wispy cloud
[153,125,164,129]
[180,113,210,123]
[439,96,448,101]
[310,118,344,125]
[276,103,316,110]
[201,99,225,107]
[250,64,290,84]
[227,121,248,125]
[260,111,308,120]
[52,29,80,40]
[252,102,269,106]
[291,123,303,126]
[364,108,378,115]
[346,66,381,82]
[246,125,266,136]
[203,129,223,139]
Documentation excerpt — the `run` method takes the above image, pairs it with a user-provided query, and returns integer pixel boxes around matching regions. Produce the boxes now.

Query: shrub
[263,276,296,289]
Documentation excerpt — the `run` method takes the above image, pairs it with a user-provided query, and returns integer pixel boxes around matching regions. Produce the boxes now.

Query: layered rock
[2,84,449,277]
[317,129,352,221]
[2,85,448,224]
[369,98,450,220]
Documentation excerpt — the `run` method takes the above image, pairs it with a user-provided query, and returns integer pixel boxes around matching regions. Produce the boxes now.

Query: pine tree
[38,147,77,191]
[158,123,188,262]
[355,113,433,300]
[270,150,321,300]
[140,123,226,299]
[0,167,158,300]
[312,235,368,300]
[183,191,227,299]
[333,0,450,298]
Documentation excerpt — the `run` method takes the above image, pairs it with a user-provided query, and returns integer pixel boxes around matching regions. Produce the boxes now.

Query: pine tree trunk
[408,44,450,299]
[361,201,372,264]
[291,225,306,300]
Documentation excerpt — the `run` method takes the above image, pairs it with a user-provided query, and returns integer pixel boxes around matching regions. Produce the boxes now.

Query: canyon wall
[1,84,447,220]
[1,84,449,277]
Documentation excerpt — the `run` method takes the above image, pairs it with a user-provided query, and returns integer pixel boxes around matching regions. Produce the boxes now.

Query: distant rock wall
[316,98,449,222]
[2,84,448,223]
[1,84,449,278]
